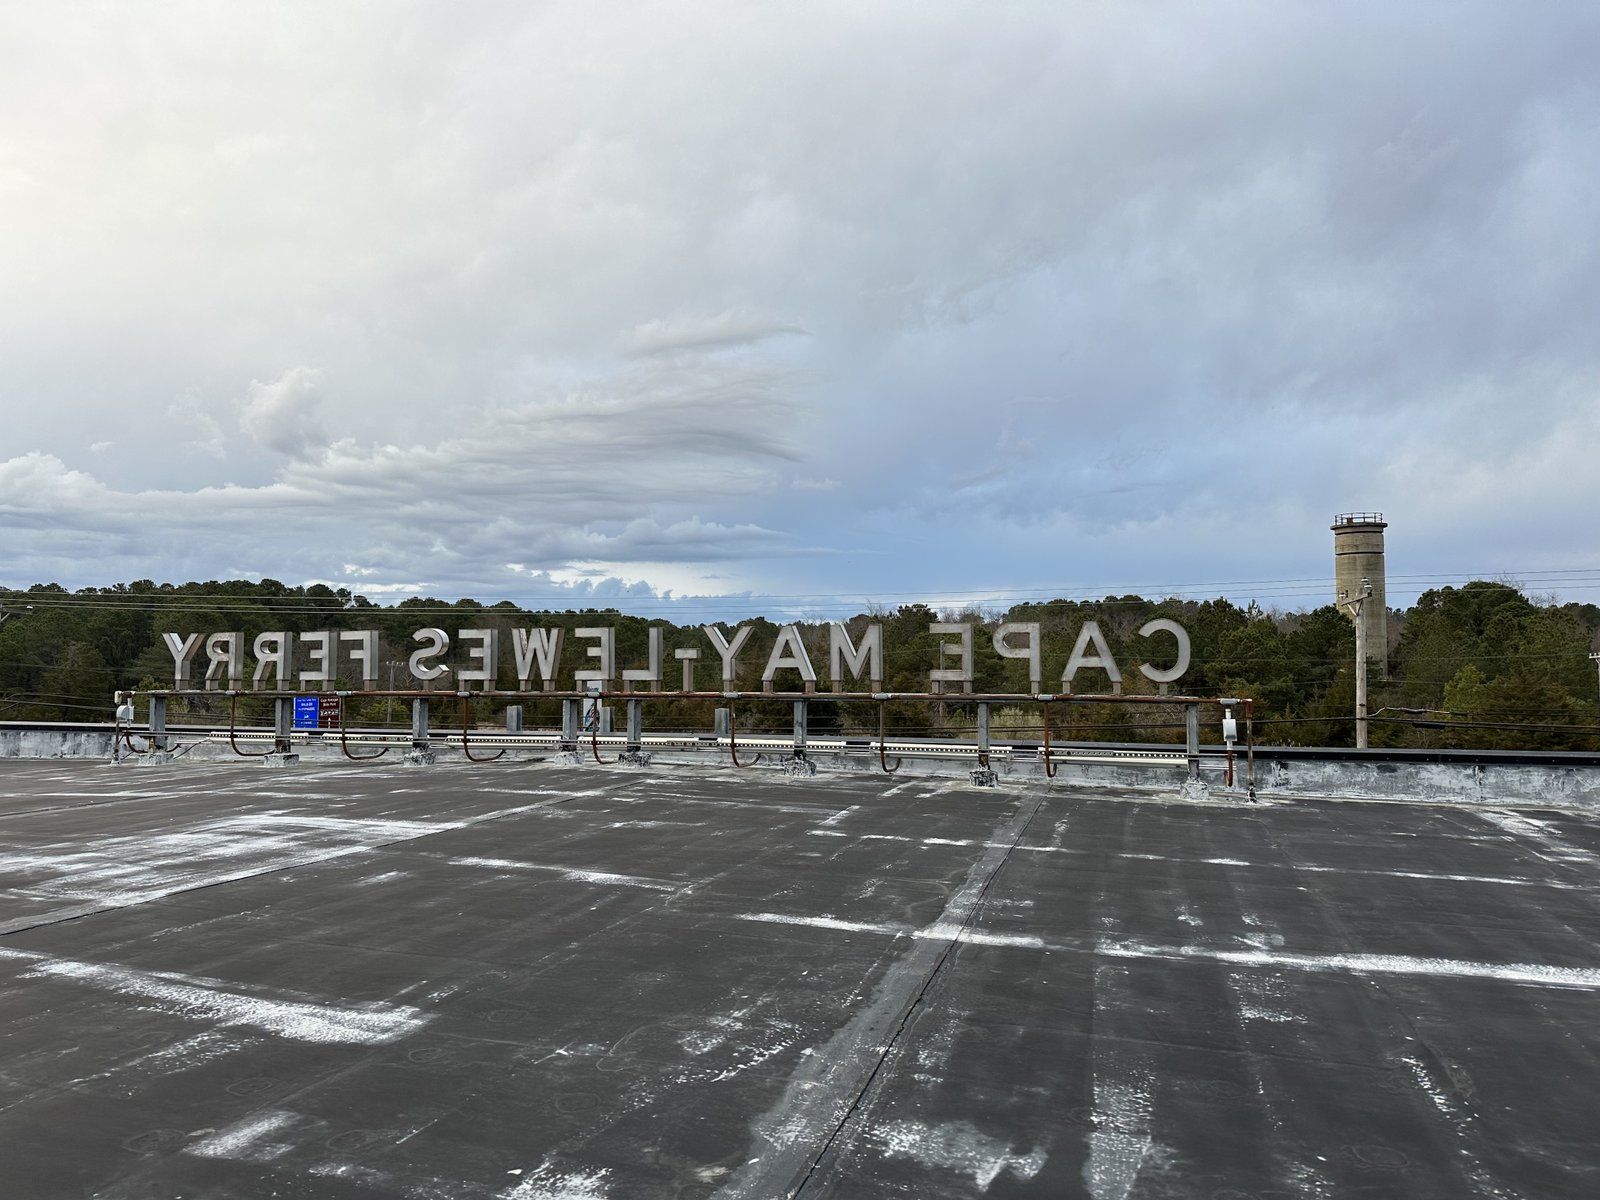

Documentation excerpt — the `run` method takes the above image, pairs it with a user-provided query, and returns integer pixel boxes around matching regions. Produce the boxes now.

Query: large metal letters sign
[162,619,1191,694]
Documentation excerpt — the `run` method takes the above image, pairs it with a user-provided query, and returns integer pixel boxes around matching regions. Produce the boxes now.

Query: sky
[3,1,1599,620]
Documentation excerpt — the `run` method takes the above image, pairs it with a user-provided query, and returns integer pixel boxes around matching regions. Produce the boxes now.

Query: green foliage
[3,576,1598,748]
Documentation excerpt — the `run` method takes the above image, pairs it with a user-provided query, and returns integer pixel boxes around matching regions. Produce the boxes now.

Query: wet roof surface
[1,759,1597,1199]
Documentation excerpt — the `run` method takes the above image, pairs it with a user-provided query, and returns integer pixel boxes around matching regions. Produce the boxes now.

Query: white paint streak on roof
[187,1110,298,1161]
[449,858,681,890]
[10,952,430,1043]
[1098,940,1600,989]
[736,912,1042,948]
[501,1159,612,1199]
[873,1118,1046,1190]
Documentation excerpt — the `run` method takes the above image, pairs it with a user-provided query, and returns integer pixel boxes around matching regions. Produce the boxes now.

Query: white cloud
[622,312,807,356]
[2,4,1598,610]
[0,358,805,604]
[165,395,229,461]
[239,367,329,459]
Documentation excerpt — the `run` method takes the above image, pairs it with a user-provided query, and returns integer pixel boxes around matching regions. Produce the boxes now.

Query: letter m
[829,623,882,692]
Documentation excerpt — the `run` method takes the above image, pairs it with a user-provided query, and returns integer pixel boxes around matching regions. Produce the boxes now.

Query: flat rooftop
[1,760,1596,1199]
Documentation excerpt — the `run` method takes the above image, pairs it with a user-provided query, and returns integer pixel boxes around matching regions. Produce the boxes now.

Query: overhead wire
[6,566,1600,618]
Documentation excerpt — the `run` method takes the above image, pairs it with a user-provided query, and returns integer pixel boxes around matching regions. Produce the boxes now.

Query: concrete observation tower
[1332,512,1388,676]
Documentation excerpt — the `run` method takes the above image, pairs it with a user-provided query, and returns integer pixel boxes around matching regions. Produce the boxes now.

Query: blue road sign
[292,696,321,729]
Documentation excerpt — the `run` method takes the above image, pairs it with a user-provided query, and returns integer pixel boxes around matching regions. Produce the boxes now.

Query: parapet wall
[0,726,114,760]
[3,725,1598,812]
[1247,752,1600,811]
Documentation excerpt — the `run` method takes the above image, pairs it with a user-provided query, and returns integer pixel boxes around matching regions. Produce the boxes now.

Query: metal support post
[1185,703,1201,780]
[785,699,816,776]
[1244,698,1256,801]
[262,696,299,767]
[149,694,168,753]
[504,705,523,734]
[625,699,643,756]
[547,697,582,765]
[620,700,652,764]
[969,701,997,787]
[274,697,293,752]
[561,699,579,751]
[406,697,434,765]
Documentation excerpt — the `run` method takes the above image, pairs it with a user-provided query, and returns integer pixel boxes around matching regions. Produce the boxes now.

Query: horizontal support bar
[143,688,1230,706]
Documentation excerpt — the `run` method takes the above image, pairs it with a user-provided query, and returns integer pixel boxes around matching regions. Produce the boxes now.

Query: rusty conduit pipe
[1040,699,1058,779]
[120,728,150,756]
[727,703,756,769]
[588,702,615,766]
[877,699,901,773]
[459,696,506,764]
[226,693,274,758]
[339,698,388,761]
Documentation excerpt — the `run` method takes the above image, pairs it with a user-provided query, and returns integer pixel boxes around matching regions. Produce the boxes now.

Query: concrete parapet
[7,724,1600,813]
[1,727,113,759]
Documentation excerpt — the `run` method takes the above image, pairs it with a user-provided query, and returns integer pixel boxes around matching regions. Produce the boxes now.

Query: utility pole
[1589,651,1600,704]
[1340,578,1373,749]
[0,603,33,626]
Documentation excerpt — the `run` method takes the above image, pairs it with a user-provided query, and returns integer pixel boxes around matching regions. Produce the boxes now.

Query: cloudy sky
[3,2,1598,618]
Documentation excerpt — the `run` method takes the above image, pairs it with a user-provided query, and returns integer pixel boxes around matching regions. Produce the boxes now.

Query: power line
[5,568,1600,617]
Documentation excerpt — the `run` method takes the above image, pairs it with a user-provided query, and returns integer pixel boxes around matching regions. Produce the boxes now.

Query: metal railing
[124,684,1251,785]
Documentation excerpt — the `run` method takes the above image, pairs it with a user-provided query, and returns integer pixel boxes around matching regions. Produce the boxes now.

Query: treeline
[1,578,1598,750]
